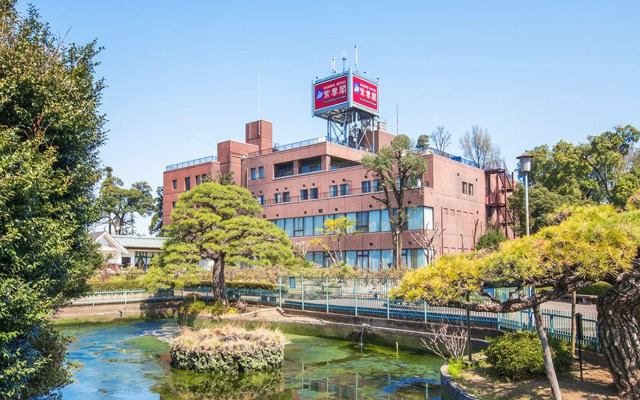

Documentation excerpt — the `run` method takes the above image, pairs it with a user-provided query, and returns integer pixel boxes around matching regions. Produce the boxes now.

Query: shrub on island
[170,326,285,374]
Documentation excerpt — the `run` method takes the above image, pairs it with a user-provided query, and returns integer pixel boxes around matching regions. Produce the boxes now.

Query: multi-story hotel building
[163,120,513,270]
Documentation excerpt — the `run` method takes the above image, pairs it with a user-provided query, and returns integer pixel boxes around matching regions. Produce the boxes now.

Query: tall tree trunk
[211,255,228,305]
[393,230,402,268]
[534,304,563,400]
[597,266,640,399]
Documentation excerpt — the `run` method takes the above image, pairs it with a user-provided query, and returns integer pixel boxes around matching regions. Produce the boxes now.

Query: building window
[361,180,371,193]
[121,256,131,267]
[256,195,265,205]
[282,192,290,203]
[294,217,304,237]
[356,212,369,233]
[340,183,350,196]
[185,177,191,191]
[274,193,282,204]
[172,201,176,209]
[469,183,474,196]
[274,161,294,178]
[462,182,468,194]
[299,157,322,174]
[329,185,338,197]
[258,166,264,179]
[196,175,201,185]
[172,179,177,190]
[356,251,369,270]
[300,189,308,200]
[373,179,381,192]
[310,188,318,199]
[251,168,256,180]
[202,174,208,182]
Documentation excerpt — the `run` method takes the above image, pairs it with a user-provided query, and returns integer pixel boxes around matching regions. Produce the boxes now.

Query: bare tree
[459,125,502,168]
[293,241,311,259]
[421,321,468,361]
[410,222,445,265]
[432,125,452,153]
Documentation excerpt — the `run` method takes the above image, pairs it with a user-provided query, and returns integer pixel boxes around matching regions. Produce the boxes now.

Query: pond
[60,319,443,399]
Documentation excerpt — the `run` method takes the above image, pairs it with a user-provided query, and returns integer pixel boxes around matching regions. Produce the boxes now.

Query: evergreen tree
[149,186,164,236]
[0,2,105,396]
[152,182,293,304]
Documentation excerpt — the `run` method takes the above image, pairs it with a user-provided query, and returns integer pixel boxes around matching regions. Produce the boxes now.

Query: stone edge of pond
[440,364,482,400]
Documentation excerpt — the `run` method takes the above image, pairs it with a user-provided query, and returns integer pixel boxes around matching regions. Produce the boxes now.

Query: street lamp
[516,154,534,236]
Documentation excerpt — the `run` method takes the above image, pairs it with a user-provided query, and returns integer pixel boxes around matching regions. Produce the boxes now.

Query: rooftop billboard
[312,71,379,118]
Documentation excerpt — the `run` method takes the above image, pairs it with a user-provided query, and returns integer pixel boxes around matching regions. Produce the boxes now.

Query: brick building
[163,120,513,270]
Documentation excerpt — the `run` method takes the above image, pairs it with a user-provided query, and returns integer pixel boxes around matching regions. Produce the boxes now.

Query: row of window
[255,179,388,206]
[250,166,265,180]
[270,207,434,237]
[172,174,208,191]
[462,181,474,195]
[304,248,432,270]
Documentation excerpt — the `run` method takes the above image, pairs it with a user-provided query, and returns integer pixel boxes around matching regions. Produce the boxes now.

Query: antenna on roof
[354,45,358,73]
[330,55,335,73]
[342,50,347,72]
[258,73,261,136]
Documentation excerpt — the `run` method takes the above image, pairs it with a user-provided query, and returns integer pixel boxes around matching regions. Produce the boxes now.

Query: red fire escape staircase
[484,161,515,238]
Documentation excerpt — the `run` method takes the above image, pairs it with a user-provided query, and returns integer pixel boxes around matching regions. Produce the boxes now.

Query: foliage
[226,281,278,291]
[170,326,285,373]
[149,186,164,236]
[0,2,105,396]
[447,359,466,379]
[150,182,294,303]
[577,281,612,297]
[416,134,430,152]
[475,229,506,250]
[486,332,572,380]
[310,216,359,265]
[361,135,428,268]
[391,205,640,311]
[459,125,502,168]
[217,170,235,185]
[525,126,640,207]
[431,125,452,153]
[98,166,154,235]
[179,300,238,316]
[509,184,588,237]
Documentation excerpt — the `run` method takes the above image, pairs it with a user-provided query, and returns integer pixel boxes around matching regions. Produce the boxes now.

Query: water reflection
[60,319,442,399]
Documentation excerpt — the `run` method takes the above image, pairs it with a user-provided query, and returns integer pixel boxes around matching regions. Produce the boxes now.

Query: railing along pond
[70,278,599,351]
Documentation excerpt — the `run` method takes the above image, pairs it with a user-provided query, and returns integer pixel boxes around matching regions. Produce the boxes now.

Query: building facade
[163,120,513,270]
[91,232,166,270]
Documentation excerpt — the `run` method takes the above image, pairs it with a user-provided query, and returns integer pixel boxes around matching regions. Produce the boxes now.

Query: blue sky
[18,1,640,233]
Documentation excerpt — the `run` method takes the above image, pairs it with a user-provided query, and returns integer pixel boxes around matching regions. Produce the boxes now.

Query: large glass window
[356,251,369,269]
[300,189,308,200]
[294,217,304,237]
[424,207,434,229]
[329,185,338,197]
[369,250,381,271]
[368,210,381,232]
[381,210,391,232]
[275,219,285,231]
[310,188,318,199]
[356,212,369,232]
[346,212,357,233]
[313,252,323,266]
[299,157,322,174]
[373,179,381,192]
[345,251,356,267]
[381,250,393,269]
[284,218,294,237]
[258,166,264,179]
[361,180,371,193]
[313,215,324,234]
[408,207,424,230]
[274,162,294,178]
[184,177,191,191]
[304,216,314,236]
[339,183,350,196]
[251,168,256,180]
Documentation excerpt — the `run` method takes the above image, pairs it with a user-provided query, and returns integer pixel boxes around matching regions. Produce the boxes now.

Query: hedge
[577,281,612,297]
[87,278,277,292]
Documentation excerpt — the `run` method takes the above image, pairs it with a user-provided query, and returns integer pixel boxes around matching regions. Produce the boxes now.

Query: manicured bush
[475,229,507,250]
[225,281,278,291]
[577,281,612,296]
[485,331,572,380]
[170,326,285,373]
[179,300,240,316]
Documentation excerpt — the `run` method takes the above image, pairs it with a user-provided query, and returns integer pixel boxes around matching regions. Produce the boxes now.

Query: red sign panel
[314,75,349,112]
[352,75,378,113]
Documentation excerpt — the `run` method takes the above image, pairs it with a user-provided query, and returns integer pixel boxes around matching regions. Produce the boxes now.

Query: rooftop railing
[166,155,217,171]
[247,136,361,157]
[426,148,479,168]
